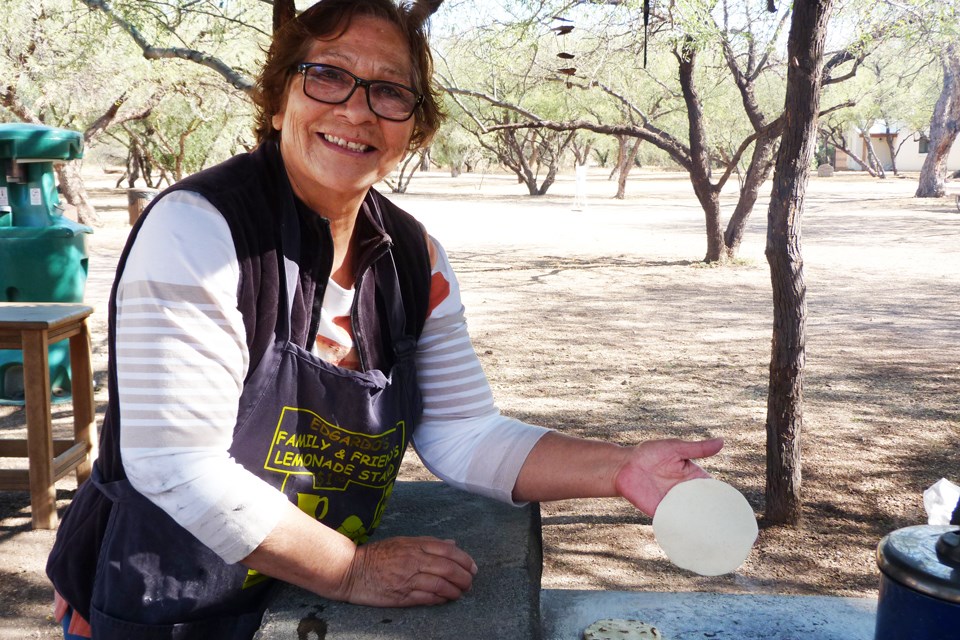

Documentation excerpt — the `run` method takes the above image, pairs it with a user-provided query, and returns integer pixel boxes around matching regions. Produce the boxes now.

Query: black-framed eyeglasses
[295,63,423,122]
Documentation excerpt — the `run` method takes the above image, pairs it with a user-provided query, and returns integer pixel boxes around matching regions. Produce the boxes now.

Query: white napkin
[923,478,960,525]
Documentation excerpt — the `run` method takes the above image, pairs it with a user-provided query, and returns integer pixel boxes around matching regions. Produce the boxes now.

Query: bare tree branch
[83,94,127,143]
[488,118,693,171]
[0,85,44,124]
[822,48,865,85]
[79,0,255,95]
[441,84,544,122]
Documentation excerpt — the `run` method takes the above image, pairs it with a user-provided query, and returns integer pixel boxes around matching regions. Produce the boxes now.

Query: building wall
[842,125,960,172]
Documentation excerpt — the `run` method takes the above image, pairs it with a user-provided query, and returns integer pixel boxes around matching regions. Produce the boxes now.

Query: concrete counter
[255,481,543,639]
[254,481,880,640]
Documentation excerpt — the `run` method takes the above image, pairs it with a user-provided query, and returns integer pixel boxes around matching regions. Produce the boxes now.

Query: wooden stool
[0,303,97,529]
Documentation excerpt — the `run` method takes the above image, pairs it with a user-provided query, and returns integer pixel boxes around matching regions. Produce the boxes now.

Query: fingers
[615,437,725,516]
[674,437,724,461]
[342,536,477,608]
[421,538,479,577]
[406,566,468,602]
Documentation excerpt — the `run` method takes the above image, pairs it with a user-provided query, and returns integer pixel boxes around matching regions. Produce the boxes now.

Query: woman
[47,1,722,637]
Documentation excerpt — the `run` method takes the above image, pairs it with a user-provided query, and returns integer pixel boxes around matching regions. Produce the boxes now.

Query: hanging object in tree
[552,16,576,86]
[768,1,777,11]
[643,0,651,68]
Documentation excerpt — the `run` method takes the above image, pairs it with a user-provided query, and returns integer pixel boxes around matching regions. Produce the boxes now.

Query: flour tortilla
[583,619,662,640]
[652,478,758,576]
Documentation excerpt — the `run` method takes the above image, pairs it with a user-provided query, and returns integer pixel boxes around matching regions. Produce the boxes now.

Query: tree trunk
[862,133,886,179]
[884,123,899,176]
[384,151,422,194]
[677,39,724,262]
[724,135,777,259]
[55,161,100,227]
[615,138,641,200]
[916,43,960,198]
[609,135,628,181]
[689,175,724,262]
[764,0,833,526]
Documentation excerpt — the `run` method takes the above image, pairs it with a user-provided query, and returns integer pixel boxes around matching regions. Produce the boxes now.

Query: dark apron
[86,203,421,638]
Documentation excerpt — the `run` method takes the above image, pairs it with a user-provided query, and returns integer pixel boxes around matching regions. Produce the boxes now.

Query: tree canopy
[2,0,955,221]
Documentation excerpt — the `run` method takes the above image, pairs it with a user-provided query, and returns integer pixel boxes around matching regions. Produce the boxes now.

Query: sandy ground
[1,165,958,638]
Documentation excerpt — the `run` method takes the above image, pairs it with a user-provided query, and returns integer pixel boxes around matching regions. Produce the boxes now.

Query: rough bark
[764,0,833,525]
[55,162,99,226]
[862,133,886,178]
[883,122,899,176]
[615,138,641,200]
[724,134,777,259]
[676,39,724,262]
[609,135,628,181]
[916,43,960,198]
[60,94,140,226]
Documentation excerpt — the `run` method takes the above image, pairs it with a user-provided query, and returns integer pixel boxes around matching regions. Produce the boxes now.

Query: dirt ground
[1,165,958,638]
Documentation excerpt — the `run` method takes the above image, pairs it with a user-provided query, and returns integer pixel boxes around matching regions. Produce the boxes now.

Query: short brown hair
[252,0,443,150]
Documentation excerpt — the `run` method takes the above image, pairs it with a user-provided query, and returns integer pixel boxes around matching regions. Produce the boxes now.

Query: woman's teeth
[323,134,370,152]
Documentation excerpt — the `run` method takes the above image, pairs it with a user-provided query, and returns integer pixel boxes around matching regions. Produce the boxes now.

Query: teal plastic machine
[0,123,92,404]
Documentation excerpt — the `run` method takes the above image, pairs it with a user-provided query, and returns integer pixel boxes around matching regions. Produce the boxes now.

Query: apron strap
[366,198,416,359]
[90,463,140,502]
[276,182,302,344]
[277,187,414,358]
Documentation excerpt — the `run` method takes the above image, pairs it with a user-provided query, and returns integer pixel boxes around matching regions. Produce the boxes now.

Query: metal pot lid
[877,525,960,603]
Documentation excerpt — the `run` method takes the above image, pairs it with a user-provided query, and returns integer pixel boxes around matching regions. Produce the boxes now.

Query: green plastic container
[0,123,92,404]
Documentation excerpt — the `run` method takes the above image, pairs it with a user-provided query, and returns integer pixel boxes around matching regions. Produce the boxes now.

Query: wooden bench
[0,303,97,529]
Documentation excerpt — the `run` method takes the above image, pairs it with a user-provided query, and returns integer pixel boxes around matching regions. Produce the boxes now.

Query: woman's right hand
[337,536,477,607]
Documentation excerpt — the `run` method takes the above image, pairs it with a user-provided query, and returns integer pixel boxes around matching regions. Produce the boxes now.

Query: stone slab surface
[541,590,878,640]
[255,481,543,639]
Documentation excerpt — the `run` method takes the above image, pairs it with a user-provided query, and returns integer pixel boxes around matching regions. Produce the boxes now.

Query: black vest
[47,141,431,624]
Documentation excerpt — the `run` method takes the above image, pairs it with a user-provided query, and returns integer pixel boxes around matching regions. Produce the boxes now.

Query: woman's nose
[335,85,377,124]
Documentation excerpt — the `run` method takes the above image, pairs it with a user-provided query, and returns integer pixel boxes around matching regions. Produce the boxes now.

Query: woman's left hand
[613,437,725,516]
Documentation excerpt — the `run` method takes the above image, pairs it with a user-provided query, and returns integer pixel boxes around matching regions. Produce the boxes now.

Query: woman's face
[272,15,417,213]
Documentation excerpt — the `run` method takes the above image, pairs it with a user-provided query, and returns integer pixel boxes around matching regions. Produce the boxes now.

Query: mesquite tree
[456,1,861,262]
[916,43,960,197]
[764,0,834,525]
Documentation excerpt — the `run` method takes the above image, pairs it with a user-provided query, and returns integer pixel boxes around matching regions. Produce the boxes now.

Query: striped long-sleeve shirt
[117,190,548,564]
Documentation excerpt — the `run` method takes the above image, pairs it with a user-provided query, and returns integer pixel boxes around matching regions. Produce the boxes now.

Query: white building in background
[838,121,960,172]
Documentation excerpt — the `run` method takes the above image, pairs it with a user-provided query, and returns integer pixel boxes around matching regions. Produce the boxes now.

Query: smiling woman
[268,13,421,234]
[45,1,723,638]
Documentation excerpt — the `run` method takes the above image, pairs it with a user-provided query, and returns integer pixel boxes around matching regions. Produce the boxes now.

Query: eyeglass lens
[301,65,419,121]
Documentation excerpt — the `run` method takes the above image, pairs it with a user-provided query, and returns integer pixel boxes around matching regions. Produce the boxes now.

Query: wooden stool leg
[22,329,58,529]
[69,320,97,485]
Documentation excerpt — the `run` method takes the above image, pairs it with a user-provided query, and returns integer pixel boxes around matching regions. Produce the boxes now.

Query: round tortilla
[583,619,662,640]
[652,478,758,576]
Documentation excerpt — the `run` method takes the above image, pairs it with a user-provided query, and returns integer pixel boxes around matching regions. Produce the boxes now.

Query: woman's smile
[272,14,417,217]
[321,133,374,154]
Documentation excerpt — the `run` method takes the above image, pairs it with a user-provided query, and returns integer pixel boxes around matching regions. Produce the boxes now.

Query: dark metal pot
[875,525,960,640]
